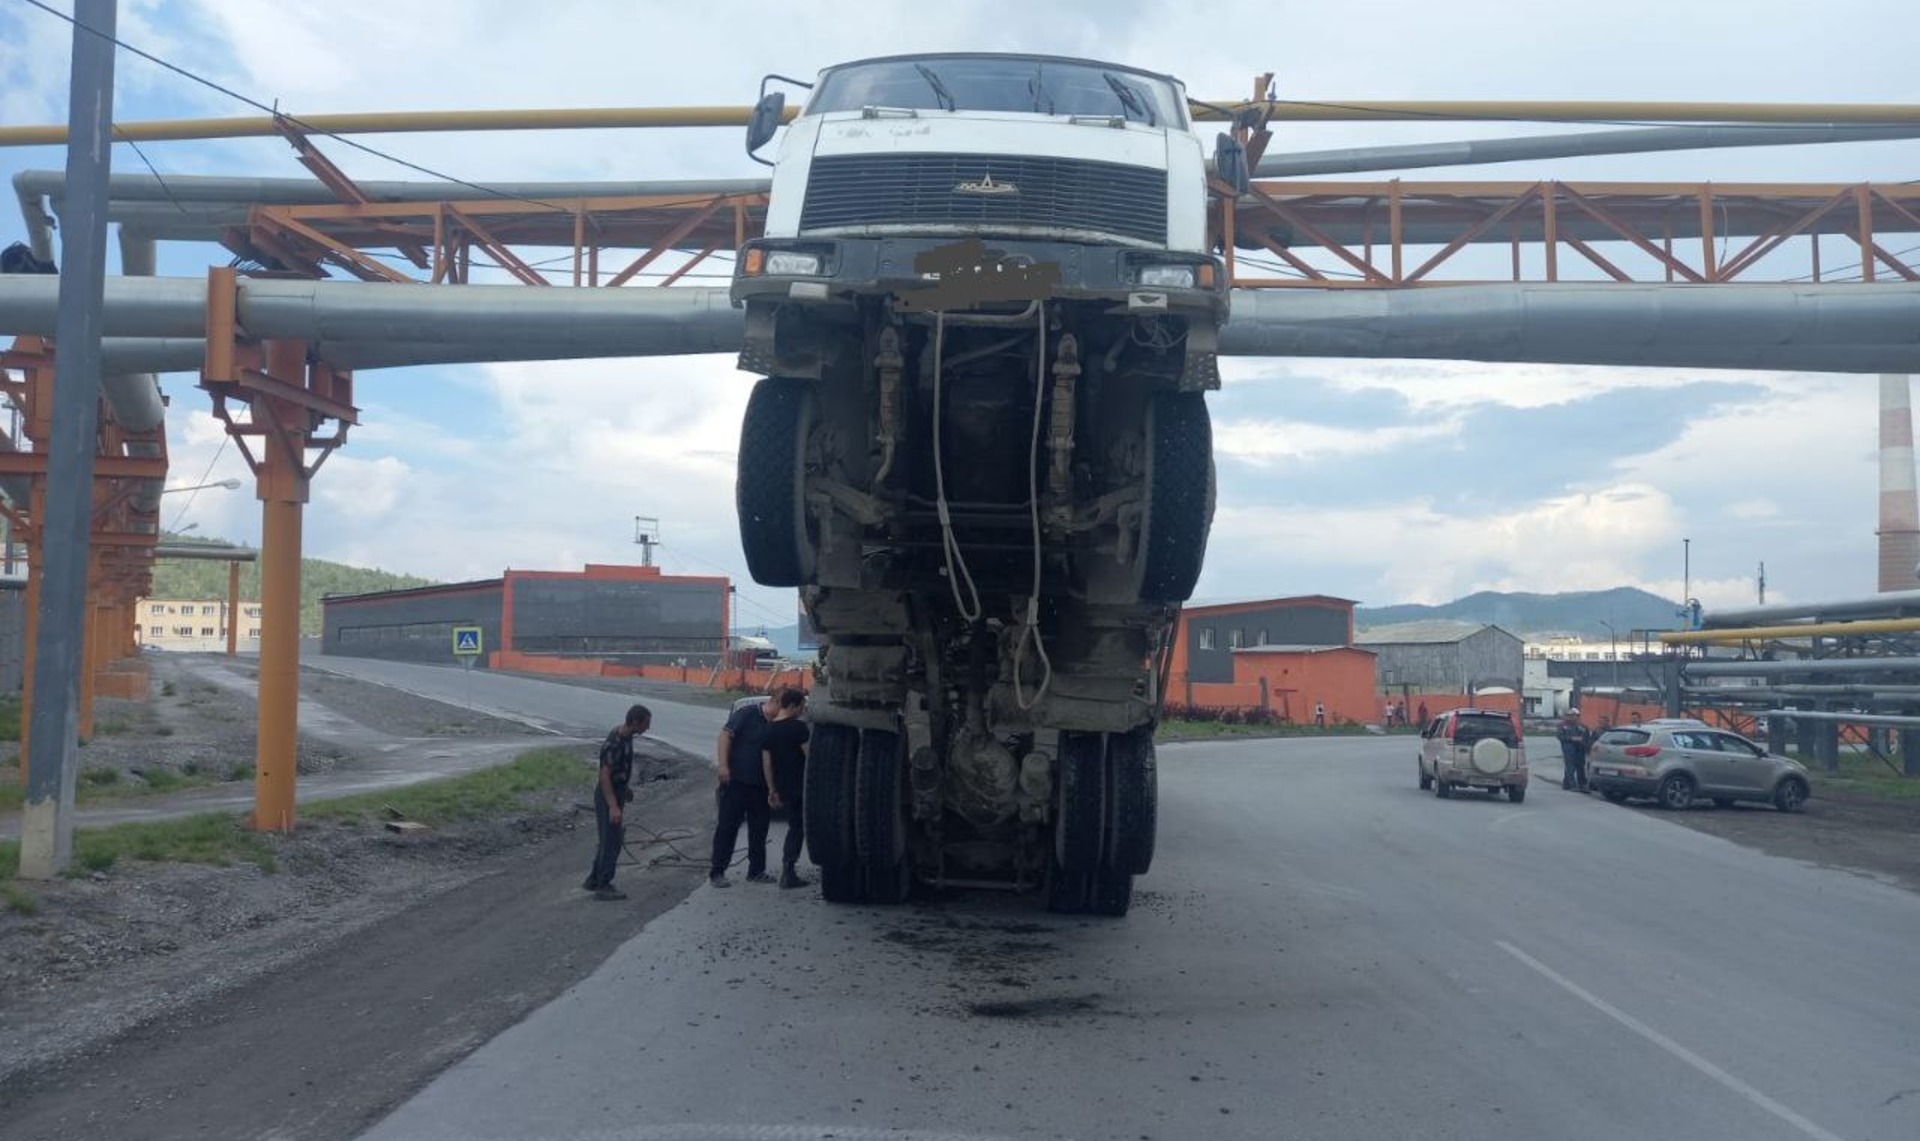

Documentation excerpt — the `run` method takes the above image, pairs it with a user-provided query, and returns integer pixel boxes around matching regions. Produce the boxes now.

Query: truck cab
[728,53,1226,917]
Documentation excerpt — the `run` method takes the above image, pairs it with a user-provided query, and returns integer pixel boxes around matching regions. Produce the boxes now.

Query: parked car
[1419,709,1529,802]
[1588,722,1811,812]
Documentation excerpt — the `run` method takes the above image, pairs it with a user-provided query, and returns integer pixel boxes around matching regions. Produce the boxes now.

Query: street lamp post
[1600,619,1620,687]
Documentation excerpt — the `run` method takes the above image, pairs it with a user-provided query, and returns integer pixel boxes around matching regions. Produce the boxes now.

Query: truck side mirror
[747,92,786,161]
[1213,133,1250,195]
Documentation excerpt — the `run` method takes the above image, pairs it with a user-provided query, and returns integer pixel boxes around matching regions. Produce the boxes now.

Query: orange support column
[200,268,357,833]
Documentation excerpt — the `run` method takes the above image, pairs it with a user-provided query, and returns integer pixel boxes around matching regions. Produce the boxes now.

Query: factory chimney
[1879,374,1920,592]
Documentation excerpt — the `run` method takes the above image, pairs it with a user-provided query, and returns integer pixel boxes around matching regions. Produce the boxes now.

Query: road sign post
[452,626,483,660]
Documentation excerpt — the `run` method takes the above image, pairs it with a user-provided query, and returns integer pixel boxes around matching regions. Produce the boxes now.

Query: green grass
[0,696,20,742]
[304,746,589,827]
[68,813,276,876]
[2,881,38,914]
[72,767,218,805]
[1155,720,1374,742]
[0,814,274,881]
[0,782,21,813]
[1783,750,1920,801]
[81,766,121,787]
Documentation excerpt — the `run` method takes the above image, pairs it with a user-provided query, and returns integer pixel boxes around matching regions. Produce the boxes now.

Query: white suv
[1418,709,1529,803]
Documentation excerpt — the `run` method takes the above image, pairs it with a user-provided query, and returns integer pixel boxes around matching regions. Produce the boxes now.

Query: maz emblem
[953,172,1020,197]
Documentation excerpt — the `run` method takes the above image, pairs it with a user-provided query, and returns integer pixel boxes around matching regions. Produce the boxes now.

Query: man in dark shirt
[709,690,786,887]
[760,689,812,888]
[1557,708,1594,791]
[583,703,651,901]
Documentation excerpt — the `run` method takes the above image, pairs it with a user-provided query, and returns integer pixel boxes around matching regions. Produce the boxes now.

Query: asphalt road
[348,732,1920,1141]
[300,652,724,758]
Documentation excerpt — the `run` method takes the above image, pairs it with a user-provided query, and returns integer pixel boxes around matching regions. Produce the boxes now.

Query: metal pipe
[153,543,257,560]
[1684,657,1920,677]
[1683,683,1920,697]
[20,0,117,881]
[1254,124,1920,178]
[1661,617,1920,644]
[1754,707,1920,729]
[1703,588,1920,627]
[9,277,1920,375]
[9,99,1920,149]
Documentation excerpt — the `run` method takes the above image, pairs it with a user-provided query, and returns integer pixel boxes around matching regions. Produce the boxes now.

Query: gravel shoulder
[1649,785,1920,892]
[0,752,712,1141]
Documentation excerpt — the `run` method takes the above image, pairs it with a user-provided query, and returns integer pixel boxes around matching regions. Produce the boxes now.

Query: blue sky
[4,0,1919,632]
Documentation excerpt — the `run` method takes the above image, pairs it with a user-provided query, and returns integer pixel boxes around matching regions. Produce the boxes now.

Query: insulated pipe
[1683,657,1920,677]
[1216,284,1920,373]
[1662,617,1920,644]
[153,544,256,561]
[10,277,1920,374]
[1754,708,1920,729]
[1254,123,1920,178]
[8,99,1920,148]
[1704,588,1920,627]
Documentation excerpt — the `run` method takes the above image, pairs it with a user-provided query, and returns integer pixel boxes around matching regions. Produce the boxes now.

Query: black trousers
[588,786,625,888]
[710,781,770,877]
[780,785,806,870]
[1561,746,1589,789]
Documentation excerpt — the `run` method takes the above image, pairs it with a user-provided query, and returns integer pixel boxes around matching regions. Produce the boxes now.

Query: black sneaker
[779,869,811,890]
[592,886,627,901]
[746,871,777,885]
[581,875,601,891]
[709,874,732,888]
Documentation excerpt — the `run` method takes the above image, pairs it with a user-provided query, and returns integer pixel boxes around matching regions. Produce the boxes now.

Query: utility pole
[1758,560,1766,605]
[19,0,117,880]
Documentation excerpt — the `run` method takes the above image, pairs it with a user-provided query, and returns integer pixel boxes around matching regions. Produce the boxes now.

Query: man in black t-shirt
[760,690,812,888]
[709,690,786,886]
[583,703,650,901]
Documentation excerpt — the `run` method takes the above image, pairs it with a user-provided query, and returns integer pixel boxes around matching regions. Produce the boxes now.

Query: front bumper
[731,235,1229,320]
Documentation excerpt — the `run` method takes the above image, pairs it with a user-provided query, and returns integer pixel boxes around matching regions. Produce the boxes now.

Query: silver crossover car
[1588,720,1811,812]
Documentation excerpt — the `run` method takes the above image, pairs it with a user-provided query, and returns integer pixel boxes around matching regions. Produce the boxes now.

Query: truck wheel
[736,377,817,587]
[1139,392,1215,603]
[819,864,864,903]
[1106,728,1157,875]
[1089,871,1134,917]
[1045,866,1089,914]
[1055,731,1107,875]
[805,723,859,870]
[856,727,912,905]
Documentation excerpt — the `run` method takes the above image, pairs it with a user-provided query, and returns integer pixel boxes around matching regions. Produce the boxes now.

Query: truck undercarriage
[733,239,1223,915]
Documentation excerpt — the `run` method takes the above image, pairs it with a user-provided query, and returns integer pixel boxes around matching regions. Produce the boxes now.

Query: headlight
[764,251,823,276]
[1136,264,1196,289]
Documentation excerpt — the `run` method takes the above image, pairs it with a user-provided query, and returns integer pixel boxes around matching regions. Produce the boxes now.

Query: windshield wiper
[1029,63,1054,114]
[1103,71,1155,126]
[914,63,957,112]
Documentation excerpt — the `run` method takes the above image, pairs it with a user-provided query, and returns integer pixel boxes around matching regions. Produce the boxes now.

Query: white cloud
[1215,414,1461,464]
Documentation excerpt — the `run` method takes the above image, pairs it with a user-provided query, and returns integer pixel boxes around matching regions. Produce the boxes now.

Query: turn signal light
[1624,745,1662,758]
[743,248,765,276]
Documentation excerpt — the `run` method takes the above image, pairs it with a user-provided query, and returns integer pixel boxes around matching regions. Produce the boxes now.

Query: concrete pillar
[1816,721,1842,773]
[1900,728,1920,777]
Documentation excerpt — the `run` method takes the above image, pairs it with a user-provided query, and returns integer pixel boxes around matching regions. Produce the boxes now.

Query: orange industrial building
[1170,596,1381,724]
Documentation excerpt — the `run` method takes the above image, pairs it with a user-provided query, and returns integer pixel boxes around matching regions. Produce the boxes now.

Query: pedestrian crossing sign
[452,626,483,657]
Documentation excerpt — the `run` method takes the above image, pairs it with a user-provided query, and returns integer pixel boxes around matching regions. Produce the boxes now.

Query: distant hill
[1355,587,1682,640]
[150,533,437,635]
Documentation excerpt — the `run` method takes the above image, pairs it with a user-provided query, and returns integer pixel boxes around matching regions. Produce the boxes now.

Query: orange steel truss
[0,336,169,762]
[231,181,1920,289]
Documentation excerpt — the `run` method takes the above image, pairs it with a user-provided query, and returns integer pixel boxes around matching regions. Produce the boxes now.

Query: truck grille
[799,153,1168,245]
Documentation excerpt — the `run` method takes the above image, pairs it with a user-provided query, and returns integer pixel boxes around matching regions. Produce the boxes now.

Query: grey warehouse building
[321,563,731,669]
[1355,620,1525,695]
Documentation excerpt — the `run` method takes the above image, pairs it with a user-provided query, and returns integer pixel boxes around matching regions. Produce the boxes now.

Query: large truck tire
[856,727,912,905]
[1055,731,1107,875]
[805,723,859,873]
[736,377,817,587]
[1106,728,1157,876]
[1089,871,1134,917]
[1139,392,1215,603]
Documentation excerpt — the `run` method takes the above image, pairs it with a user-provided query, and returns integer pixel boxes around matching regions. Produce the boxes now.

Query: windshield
[808,57,1186,127]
